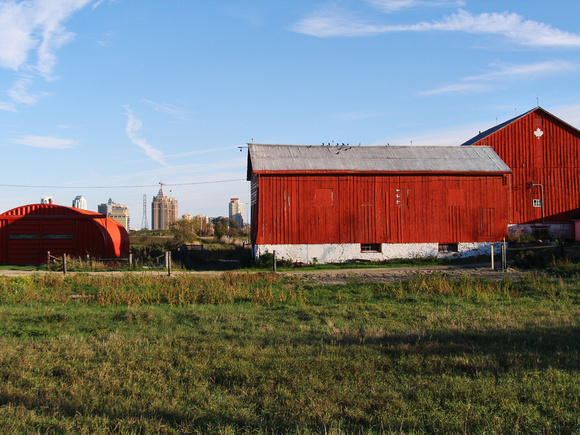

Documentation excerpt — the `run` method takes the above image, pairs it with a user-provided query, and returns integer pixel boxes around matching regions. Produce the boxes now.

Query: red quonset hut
[0,204,130,265]
[247,144,511,264]
[463,107,580,239]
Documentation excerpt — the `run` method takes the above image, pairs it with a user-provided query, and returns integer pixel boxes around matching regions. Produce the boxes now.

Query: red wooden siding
[253,174,509,245]
[471,109,580,224]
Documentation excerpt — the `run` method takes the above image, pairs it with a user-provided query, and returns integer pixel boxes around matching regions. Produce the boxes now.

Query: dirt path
[281,264,523,284]
[0,264,523,285]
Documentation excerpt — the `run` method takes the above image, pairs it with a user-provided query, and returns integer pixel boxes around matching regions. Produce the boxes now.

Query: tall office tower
[151,183,178,230]
[98,198,130,231]
[228,198,244,229]
[72,195,87,210]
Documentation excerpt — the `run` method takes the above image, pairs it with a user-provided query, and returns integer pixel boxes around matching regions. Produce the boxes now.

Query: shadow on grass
[1,324,578,432]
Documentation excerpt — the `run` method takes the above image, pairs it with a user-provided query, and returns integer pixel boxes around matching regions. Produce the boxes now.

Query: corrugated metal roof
[248,143,511,174]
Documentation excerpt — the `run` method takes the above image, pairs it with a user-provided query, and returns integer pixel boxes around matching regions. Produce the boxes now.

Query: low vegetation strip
[0,271,578,433]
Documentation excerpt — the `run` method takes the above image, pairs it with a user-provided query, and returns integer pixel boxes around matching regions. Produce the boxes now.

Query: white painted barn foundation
[254,242,503,264]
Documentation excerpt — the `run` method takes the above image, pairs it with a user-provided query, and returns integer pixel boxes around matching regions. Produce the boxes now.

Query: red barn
[247,144,511,263]
[0,204,130,265]
[463,107,580,239]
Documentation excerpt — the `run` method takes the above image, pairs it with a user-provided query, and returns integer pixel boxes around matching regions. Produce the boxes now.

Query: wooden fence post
[501,241,506,272]
[273,250,277,273]
[167,251,172,276]
[47,251,50,269]
[491,245,495,270]
[63,253,67,275]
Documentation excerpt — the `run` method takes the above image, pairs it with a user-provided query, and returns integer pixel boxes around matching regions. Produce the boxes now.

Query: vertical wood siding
[253,174,509,245]
[472,110,580,224]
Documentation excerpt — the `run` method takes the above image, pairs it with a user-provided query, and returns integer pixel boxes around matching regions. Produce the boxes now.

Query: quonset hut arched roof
[0,204,130,265]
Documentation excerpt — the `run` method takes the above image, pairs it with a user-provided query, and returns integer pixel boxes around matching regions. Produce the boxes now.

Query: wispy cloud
[420,61,576,96]
[419,82,490,96]
[364,0,464,13]
[290,7,580,48]
[12,135,77,149]
[124,107,169,167]
[464,60,576,81]
[0,0,93,77]
[0,101,16,112]
[141,99,191,119]
[0,0,95,107]
[7,76,49,105]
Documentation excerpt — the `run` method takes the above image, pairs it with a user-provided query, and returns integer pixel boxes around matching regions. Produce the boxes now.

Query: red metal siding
[0,204,130,265]
[253,174,509,245]
[472,109,580,224]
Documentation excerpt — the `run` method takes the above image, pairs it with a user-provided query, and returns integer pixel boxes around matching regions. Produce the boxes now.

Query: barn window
[533,199,542,208]
[8,234,40,240]
[315,188,333,206]
[438,243,458,253]
[361,243,381,253]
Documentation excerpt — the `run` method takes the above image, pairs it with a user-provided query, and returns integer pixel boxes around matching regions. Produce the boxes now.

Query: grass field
[0,270,578,433]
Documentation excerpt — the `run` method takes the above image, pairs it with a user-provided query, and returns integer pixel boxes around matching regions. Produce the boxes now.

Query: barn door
[441,188,465,243]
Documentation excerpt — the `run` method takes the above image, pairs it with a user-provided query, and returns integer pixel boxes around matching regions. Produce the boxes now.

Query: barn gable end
[463,107,580,239]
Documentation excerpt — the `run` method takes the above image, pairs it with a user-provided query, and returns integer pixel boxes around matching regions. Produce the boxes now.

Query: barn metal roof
[248,143,511,175]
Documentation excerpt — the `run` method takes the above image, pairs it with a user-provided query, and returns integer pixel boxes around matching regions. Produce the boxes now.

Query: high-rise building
[72,195,87,210]
[151,184,178,230]
[98,198,130,231]
[229,198,244,230]
[40,196,53,204]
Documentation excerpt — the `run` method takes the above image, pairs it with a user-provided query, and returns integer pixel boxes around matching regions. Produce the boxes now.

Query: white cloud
[0,0,93,77]
[420,61,576,96]
[7,76,49,104]
[13,135,77,149]
[464,60,576,82]
[364,0,464,12]
[124,107,169,167]
[290,7,580,48]
[140,99,191,119]
[419,82,490,96]
[0,0,95,109]
[0,101,16,112]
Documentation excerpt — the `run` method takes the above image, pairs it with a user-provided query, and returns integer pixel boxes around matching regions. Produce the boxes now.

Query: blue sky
[1,0,579,229]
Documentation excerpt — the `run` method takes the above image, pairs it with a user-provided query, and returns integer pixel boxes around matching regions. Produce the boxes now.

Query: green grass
[0,272,578,433]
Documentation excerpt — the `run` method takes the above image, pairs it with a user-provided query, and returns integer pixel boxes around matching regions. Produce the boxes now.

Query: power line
[0,178,246,189]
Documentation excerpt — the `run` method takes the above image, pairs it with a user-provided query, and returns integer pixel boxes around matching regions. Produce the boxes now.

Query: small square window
[438,243,458,253]
[361,243,381,253]
[533,199,542,208]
